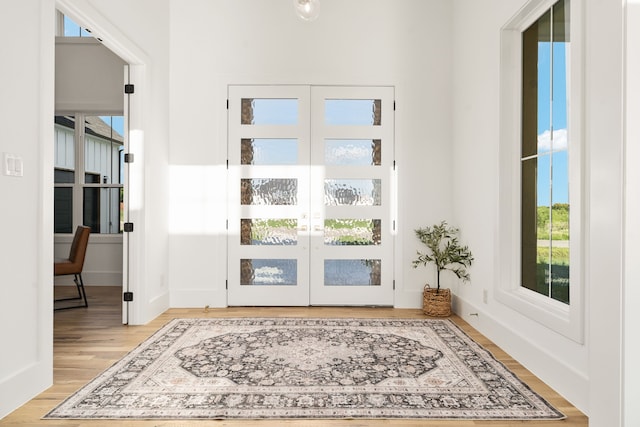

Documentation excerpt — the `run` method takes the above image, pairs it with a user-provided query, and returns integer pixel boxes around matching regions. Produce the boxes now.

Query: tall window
[521,0,570,304]
[54,115,125,234]
[498,0,582,340]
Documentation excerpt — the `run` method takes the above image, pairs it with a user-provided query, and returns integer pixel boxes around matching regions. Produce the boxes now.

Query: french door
[227,85,394,306]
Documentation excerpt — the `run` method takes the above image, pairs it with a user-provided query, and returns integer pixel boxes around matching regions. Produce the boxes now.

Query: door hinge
[226,279,228,290]
[226,99,229,109]
[125,84,135,94]
[393,160,396,170]
[393,280,396,290]
[393,100,396,111]
[123,291,134,301]
[124,222,134,232]
[124,153,134,163]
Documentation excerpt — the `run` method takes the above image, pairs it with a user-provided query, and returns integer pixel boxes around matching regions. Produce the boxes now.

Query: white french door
[227,85,394,306]
[227,85,311,306]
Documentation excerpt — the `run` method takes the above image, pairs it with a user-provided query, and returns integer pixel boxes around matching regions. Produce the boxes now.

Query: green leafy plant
[412,221,474,291]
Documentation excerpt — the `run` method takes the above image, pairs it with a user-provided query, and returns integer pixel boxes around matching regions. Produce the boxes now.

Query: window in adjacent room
[59,13,92,37]
[54,115,125,234]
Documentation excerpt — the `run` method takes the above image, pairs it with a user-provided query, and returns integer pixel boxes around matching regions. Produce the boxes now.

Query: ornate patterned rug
[45,318,564,420]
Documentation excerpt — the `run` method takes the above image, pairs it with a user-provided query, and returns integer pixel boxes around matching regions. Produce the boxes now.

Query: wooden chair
[54,226,91,310]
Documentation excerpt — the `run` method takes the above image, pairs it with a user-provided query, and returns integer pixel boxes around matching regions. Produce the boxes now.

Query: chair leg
[74,273,89,308]
[54,274,88,310]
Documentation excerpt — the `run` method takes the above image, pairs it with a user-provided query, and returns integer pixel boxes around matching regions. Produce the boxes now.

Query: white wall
[583,1,624,425]
[2,0,635,423]
[167,0,454,308]
[622,1,640,426]
[0,0,55,418]
[624,4,640,426]
[54,236,122,285]
[452,0,630,423]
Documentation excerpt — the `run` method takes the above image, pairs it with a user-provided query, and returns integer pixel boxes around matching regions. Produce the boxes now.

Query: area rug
[45,317,565,420]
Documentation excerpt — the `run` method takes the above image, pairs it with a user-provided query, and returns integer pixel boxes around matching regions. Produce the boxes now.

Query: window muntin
[520,0,570,304]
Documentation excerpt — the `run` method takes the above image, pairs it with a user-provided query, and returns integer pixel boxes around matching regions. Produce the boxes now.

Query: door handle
[299,225,308,231]
[314,225,324,232]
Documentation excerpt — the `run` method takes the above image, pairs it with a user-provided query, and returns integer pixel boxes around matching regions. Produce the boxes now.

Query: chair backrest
[68,226,91,270]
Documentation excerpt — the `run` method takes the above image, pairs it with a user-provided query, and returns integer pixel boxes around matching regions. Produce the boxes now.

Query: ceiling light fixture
[293,0,320,21]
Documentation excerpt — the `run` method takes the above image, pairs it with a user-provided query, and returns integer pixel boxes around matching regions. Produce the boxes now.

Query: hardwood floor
[1,286,588,426]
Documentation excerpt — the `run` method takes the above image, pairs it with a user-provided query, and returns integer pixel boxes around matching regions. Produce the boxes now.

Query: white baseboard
[147,290,170,322]
[169,288,228,308]
[0,360,51,419]
[54,271,122,286]
[170,289,426,310]
[453,295,589,414]
[393,289,423,308]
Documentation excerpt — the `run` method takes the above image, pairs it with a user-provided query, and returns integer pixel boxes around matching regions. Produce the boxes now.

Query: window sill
[495,285,583,343]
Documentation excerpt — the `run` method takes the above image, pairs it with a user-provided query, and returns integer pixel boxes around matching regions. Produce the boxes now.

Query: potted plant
[412,221,473,317]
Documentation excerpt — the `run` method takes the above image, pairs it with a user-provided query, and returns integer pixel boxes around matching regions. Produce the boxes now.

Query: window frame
[497,0,584,342]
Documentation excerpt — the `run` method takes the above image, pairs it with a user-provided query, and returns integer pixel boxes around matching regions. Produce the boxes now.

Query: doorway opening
[53,12,130,320]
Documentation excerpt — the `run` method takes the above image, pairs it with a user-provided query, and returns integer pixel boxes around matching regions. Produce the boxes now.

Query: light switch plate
[4,153,23,177]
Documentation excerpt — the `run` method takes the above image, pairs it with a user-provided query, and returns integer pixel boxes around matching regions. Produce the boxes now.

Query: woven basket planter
[422,285,451,317]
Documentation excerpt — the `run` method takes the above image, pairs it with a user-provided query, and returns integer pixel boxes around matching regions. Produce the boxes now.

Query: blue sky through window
[99,116,125,138]
[250,99,298,125]
[537,41,569,206]
[537,43,568,133]
[63,15,92,37]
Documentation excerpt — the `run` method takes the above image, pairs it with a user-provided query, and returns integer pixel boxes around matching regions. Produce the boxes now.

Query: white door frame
[56,0,152,325]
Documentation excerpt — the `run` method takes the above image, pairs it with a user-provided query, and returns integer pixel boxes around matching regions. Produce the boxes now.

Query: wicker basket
[422,285,451,317]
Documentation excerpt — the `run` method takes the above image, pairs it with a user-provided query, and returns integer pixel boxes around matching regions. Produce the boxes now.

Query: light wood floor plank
[0,286,588,426]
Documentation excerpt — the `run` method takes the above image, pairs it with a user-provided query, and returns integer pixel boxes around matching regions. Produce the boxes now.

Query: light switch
[3,153,23,177]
